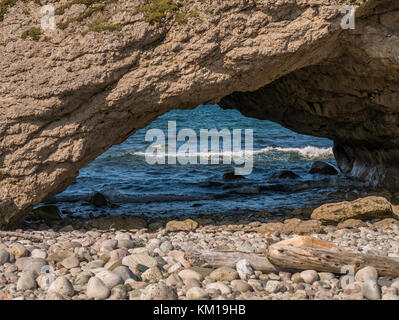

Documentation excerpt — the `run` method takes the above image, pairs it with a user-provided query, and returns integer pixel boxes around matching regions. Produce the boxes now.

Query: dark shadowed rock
[89,192,109,207]
[29,205,62,221]
[309,161,338,175]
[271,170,300,179]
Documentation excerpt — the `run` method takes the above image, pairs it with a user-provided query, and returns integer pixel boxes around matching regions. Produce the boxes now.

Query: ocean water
[53,105,357,219]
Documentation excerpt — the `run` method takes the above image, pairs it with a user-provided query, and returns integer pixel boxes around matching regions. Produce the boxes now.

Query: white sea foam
[133,146,333,160]
[255,146,334,160]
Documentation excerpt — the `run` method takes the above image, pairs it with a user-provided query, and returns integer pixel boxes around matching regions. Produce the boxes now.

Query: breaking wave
[132,146,333,161]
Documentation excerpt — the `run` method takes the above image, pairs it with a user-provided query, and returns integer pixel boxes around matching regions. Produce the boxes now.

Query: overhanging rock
[0,0,398,228]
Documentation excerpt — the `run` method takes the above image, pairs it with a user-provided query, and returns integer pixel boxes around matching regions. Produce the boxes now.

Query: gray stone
[160,241,173,253]
[109,284,128,300]
[178,269,203,282]
[46,292,65,300]
[75,272,93,285]
[85,260,105,270]
[231,279,252,293]
[186,287,209,299]
[117,240,135,249]
[382,293,399,300]
[96,270,123,289]
[362,279,381,300]
[113,265,138,281]
[265,280,283,293]
[122,253,158,268]
[0,249,10,265]
[101,239,118,252]
[48,276,74,297]
[300,270,319,284]
[87,277,111,299]
[206,282,232,295]
[355,266,378,283]
[37,273,54,290]
[31,249,47,259]
[17,271,37,291]
[392,280,399,290]
[209,267,238,282]
[165,274,183,287]
[142,266,163,283]
[236,259,254,281]
[183,278,201,290]
[318,272,335,282]
[16,257,47,273]
[140,282,178,300]
[61,255,80,269]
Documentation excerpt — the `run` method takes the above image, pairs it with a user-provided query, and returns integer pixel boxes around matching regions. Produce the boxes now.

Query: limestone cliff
[0,0,398,228]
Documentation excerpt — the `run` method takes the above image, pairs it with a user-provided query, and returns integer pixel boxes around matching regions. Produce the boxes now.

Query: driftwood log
[186,250,278,273]
[268,244,399,277]
[187,236,399,278]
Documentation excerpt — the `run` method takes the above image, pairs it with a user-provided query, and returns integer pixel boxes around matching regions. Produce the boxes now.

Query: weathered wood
[186,250,278,273]
[272,236,348,252]
[0,231,44,241]
[268,244,399,277]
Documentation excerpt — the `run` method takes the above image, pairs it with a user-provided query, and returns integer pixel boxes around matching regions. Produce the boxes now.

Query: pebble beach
[1,203,399,301]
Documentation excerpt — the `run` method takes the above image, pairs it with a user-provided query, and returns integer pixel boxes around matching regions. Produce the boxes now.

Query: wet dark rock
[29,205,62,221]
[272,170,300,179]
[309,161,338,175]
[89,192,109,207]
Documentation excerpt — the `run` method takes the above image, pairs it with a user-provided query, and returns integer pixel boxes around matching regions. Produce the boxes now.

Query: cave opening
[41,104,361,223]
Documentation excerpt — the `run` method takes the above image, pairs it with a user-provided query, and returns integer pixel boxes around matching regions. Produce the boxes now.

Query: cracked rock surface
[1,0,399,228]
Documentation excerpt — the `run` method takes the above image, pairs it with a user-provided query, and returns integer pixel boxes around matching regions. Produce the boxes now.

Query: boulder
[271,170,299,179]
[311,196,394,224]
[166,219,198,232]
[28,205,62,221]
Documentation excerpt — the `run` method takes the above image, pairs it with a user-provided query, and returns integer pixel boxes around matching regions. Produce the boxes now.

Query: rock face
[311,196,395,223]
[1,0,399,228]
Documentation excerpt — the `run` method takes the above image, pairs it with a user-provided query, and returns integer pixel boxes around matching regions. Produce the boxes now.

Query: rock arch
[1,0,399,228]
